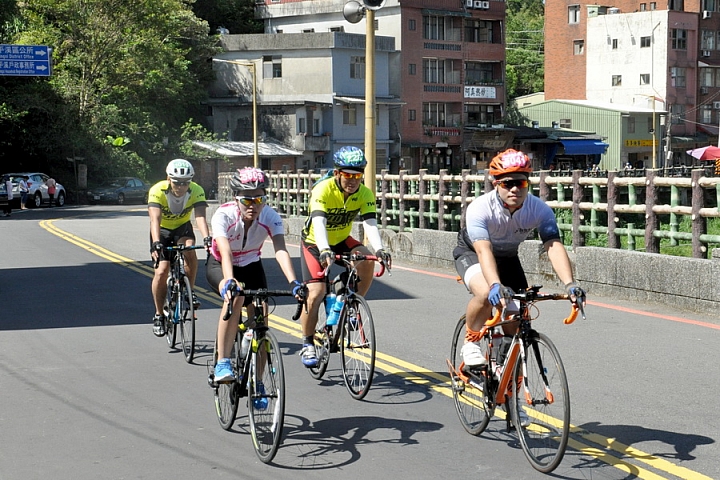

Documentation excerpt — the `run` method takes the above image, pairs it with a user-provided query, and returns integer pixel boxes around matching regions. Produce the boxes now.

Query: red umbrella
[686,145,720,161]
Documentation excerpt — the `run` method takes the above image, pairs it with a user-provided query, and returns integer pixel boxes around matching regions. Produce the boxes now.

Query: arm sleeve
[311,215,331,251]
[362,218,384,252]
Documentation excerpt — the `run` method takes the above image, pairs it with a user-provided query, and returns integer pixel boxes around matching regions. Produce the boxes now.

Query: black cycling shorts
[206,256,267,307]
[149,222,195,262]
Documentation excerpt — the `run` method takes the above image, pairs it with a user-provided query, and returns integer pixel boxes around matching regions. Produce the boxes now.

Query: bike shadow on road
[271,413,443,470]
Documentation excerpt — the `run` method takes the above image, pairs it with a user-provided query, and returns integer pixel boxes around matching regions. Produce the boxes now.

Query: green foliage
[193,0,263,35]
[505,1,544,100]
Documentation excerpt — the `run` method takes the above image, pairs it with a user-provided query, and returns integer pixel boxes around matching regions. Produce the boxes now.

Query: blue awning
[560,139,609,155]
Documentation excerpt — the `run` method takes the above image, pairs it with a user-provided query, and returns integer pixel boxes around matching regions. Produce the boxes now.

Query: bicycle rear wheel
[214,331,241,431]
[248,330,285,463]
[340,295,375,400]
[450,315,492,435]
[178,276,196,363]
[308,296,331,380]
[164,283,177,348]
[510,332,570,473]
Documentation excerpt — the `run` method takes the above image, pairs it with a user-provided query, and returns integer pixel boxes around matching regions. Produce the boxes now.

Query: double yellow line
[41,217,712,480]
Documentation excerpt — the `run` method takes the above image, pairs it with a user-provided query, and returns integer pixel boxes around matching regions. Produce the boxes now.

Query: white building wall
[586,10,669,110]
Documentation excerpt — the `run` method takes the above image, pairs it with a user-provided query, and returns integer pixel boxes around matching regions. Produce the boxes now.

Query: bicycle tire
[178,276,195,363]
[248,330,286,463]
[308,296,331,380]
[214,331,242,431]
[450,315,492,436]
[340,295,376,400]
[510,331,570,474]
[164,282,177,348]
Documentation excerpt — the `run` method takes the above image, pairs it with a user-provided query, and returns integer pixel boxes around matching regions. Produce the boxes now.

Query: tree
[505,0,544,101]
[192,0,263,36]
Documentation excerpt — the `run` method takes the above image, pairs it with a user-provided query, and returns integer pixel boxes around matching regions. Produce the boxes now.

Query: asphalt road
[1,205,718,480]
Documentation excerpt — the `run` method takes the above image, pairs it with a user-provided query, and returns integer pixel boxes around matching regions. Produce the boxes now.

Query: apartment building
[254,0,507,173]
[544,1,718,167]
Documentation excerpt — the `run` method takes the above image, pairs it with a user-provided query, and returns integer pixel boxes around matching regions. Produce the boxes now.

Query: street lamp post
[212,58,259,168]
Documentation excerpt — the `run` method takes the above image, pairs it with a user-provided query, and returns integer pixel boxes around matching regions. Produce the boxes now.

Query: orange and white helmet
[488,149,532,178]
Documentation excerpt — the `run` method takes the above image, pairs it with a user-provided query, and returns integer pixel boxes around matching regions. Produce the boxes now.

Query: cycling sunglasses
[338,170,363,180]
[494,178,529,190]
[236,195,267,206]
[171,180,190,186]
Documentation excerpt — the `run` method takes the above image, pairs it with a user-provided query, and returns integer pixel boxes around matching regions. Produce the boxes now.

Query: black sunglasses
[494,179,529,190]
[171,180,190,186]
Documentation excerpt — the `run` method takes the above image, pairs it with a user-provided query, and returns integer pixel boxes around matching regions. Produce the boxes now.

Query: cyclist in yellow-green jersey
[148,159,211,337]
[297,146,392,367]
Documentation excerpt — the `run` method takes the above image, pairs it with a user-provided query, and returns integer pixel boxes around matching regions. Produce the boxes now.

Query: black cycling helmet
[230,167,268,192]
[333,146,367,172]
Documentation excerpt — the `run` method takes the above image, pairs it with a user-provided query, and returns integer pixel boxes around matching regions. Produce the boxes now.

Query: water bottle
[324,292,336,319]
[495,336,513,378]
[326,294,345,326]
[240,329,253,360]
[490,328,503,363]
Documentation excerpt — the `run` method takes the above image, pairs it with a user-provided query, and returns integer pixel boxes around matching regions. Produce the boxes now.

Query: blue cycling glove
[565,282,586,302]
[221,279,238,298]
[488,283,514,306]
[290,280,305,297]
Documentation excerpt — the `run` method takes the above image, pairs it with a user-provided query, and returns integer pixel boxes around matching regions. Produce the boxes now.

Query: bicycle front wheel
[450,315,491,435]
[340,295,375,400]
[308,296,331,380]
[510,331,570,474]
[214,331,241,431]
[248,330,286,464]
[178,276,196,363]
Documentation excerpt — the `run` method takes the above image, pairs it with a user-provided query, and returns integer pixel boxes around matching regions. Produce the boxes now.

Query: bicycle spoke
[178,277,195,363]
[340,296,376,400]
[214,334,240,431]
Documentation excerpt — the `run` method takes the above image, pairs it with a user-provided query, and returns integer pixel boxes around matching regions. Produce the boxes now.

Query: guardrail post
[692,169,706,258]
[572,170,583,249]
[398,170,407,232]
[438,169,448,231]
[669,184,679,246]
[607,171,619,249]
[419,169,427,229]
[380,169,388,229]
[645,169,659,253]
[460,169,470,228]
[538,171,549,201]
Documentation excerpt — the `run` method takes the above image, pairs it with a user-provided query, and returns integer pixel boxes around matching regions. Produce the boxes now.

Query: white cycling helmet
[166,159,194,180]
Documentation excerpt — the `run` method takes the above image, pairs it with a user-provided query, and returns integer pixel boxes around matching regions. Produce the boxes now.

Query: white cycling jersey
[464,191,561,257]
[209,202,284,267]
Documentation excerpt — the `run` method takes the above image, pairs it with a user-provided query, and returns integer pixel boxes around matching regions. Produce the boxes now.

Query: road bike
[161,244,204,363]
[308,252,390,400]
[447,285,585,473]
[207,286,304,463]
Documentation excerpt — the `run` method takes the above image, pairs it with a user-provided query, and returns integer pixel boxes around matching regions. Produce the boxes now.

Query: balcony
[424,126,462,137]
[293,133,331,152]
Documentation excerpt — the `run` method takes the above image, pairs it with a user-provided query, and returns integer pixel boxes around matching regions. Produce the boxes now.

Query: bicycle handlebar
[223,287,305,322]
[317,252,390,278]
[153,244,206,268]
[485,288,586,328]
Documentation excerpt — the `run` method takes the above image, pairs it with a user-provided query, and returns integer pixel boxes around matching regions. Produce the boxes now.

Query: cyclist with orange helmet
[453,149,585,367]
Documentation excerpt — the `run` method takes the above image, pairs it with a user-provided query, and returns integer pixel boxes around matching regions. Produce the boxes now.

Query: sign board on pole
[0,44,52,77]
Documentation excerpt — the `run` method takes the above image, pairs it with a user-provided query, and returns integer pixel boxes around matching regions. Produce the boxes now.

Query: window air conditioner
[473,0,483,8]
[703,10,712,19]
[466,0,473,8]
[703,50,712,57]
[713,101,720,109]
[481,1,490,8]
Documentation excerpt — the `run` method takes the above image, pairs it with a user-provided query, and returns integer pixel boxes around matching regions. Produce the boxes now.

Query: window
[423,15,462,41]
[640,3,647,11]
[670,67,686,87]
[701,67,714,86]
[423,102,446,126]
[329,26,344,32]
[627,116,636,133]
[640,36,651,48]
[302,28,315,33]
[464,20,493,43]
[568,5,580,24]
[640,74,650,85]
[559,118,572,128]
[424,59,443,83]
[298,118,306,134]
[612,39,618,49]
[702,0,716,11]
[263,55,282,78]
[409,63,416,75]
[350,56,365,79]
[668,0,682,10]
[670,104,684,124]
[650,2,657,9]
[409,19,416,31]
[612,75,622,86]
[573,40,584,55]
[343,104,357,125]
[702,106,712,124]
[465,61,494,84]
[409,109,416,121]
[313,118,320,133]
[702,30,716,50]
[672,29,687,50]
[465,104,498,125]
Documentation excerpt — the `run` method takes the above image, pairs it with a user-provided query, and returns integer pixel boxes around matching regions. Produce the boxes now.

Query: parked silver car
[3,172,66,208]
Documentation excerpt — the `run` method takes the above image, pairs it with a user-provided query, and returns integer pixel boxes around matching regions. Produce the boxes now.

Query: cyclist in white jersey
[453,149,586,368]
[206,167,304,383]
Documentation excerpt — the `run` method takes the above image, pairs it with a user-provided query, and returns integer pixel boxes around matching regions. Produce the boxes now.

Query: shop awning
[560,139,609,155]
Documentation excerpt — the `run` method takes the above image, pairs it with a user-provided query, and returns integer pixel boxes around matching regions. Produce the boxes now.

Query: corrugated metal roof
[192,140,303,157]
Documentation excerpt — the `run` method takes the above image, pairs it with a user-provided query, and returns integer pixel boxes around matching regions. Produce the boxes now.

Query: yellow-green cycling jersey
[302,177,377,246]
[148,180,207,230]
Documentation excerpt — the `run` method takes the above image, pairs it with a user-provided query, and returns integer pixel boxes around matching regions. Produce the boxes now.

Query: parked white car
[3,172,66,208]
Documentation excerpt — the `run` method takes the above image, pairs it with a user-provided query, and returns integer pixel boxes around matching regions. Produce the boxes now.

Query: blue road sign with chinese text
[0,44,52,77]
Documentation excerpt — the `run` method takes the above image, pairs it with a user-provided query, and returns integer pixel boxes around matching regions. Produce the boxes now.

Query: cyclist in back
[297,146,391,368]
[207,167,304,383]
[149,159,211,337]
[453,149,585,367]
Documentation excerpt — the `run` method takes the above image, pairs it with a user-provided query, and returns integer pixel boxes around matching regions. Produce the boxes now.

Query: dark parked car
[87,177,149,205]
[2,172,66,208]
